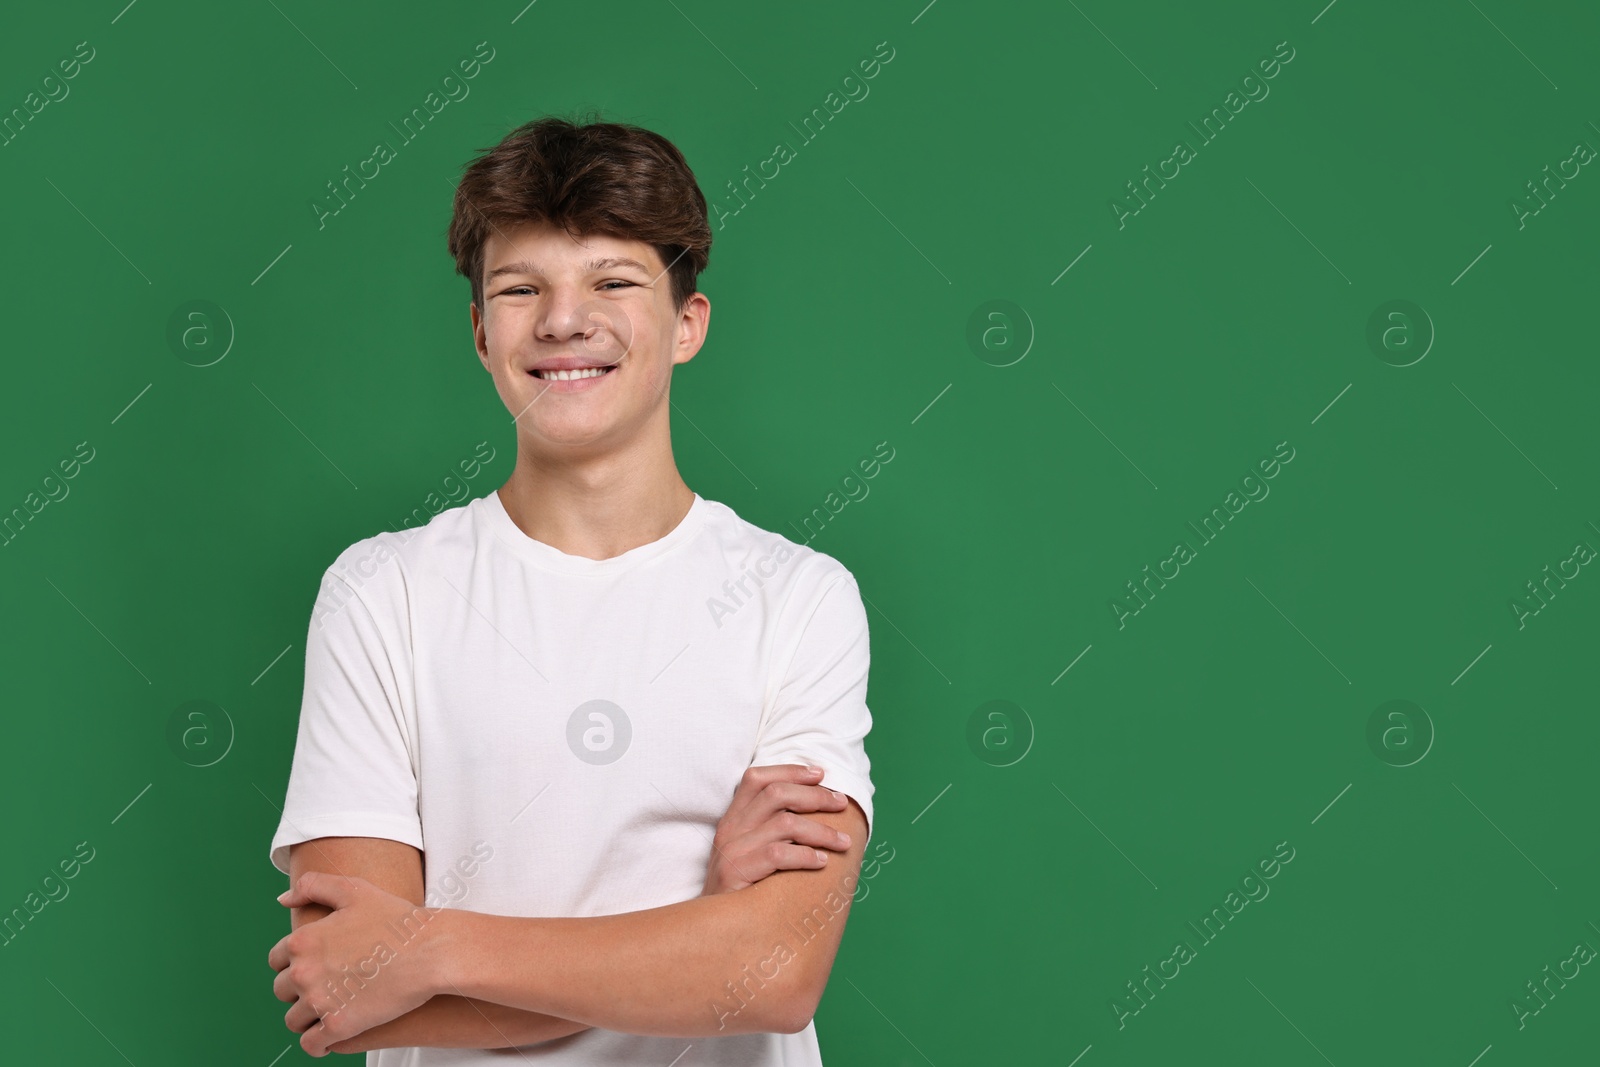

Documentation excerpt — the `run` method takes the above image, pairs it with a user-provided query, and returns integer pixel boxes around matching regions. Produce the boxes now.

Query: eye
[503,286,534,296]
[600,281,635,291]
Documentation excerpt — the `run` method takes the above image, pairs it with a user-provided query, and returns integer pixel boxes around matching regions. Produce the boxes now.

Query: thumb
[277,871,355,910]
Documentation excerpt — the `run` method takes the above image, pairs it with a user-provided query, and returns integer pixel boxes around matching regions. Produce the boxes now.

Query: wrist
[418,905,465,998]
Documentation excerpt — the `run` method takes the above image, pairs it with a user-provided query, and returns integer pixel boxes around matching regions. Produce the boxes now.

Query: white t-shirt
[269,488,875,1066]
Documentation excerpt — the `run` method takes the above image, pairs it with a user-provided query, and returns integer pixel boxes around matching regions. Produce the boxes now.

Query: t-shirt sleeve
[268,562,423,875]
[752,569,877,846]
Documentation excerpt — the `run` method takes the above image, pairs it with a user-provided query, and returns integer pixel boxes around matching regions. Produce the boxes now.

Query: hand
[702,763,854,894]
[269,872,449,1056]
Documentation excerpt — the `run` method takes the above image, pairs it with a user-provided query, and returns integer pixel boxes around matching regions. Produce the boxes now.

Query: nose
[535,295,635,365]
[533,286,596,346]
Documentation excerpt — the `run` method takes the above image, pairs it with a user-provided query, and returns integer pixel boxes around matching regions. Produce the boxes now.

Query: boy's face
[470,219,708,457]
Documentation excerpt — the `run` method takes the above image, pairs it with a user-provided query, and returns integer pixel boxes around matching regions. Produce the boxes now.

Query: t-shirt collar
[479,488,708,576]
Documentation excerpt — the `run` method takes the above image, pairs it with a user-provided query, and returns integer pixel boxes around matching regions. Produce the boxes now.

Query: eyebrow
[485,256,652,282]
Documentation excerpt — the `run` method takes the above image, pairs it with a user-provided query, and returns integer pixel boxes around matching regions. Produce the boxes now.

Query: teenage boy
[267,115,877,1064]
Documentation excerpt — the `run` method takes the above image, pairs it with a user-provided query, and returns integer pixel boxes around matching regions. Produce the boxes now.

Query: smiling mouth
[530,365,618,381]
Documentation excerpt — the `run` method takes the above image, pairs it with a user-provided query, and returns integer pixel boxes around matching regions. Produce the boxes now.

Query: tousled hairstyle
[446,112,712,315]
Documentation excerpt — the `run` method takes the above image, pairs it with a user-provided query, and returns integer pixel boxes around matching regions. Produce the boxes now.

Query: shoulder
[694,495,862,619]
[310,497,481,621]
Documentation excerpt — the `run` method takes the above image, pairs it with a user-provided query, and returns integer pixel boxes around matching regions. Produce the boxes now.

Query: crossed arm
[273,766,867,1056]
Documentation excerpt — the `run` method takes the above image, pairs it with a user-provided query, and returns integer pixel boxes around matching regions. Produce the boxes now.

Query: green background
[2,0,1596,1063]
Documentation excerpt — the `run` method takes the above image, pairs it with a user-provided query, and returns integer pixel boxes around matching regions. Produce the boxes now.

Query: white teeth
[537,367,609,381]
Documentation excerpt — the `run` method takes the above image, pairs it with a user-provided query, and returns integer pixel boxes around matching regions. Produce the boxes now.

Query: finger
[718,813,850,884]
[279,871,355,911]
[716,765,828,843]
[302,1021,332,1058]
[286,996,322,1034]
[267,935,291,972]
[273,968,299,1003]
[762,810,853,851]
[306,1011,350,1057]
[764,781,851,816]
[734,763,824,808]
[762,841,833,872]
[728,779,846,836]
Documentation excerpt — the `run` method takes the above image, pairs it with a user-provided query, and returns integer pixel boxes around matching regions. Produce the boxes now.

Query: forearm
[436,891,814,1038]
[325,995,591,1053]
[294,889,592,1051]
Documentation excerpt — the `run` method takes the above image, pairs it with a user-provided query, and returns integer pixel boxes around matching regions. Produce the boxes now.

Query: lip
[525,363,619,393]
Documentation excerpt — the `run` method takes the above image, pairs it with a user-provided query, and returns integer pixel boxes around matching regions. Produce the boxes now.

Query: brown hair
[446,112,712,315]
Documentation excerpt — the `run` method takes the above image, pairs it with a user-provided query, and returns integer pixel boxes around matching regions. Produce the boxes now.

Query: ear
[469,301,490,371]
[673,291,710,368]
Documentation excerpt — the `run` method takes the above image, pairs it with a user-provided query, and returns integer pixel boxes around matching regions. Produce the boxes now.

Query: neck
[494,433,694,562]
